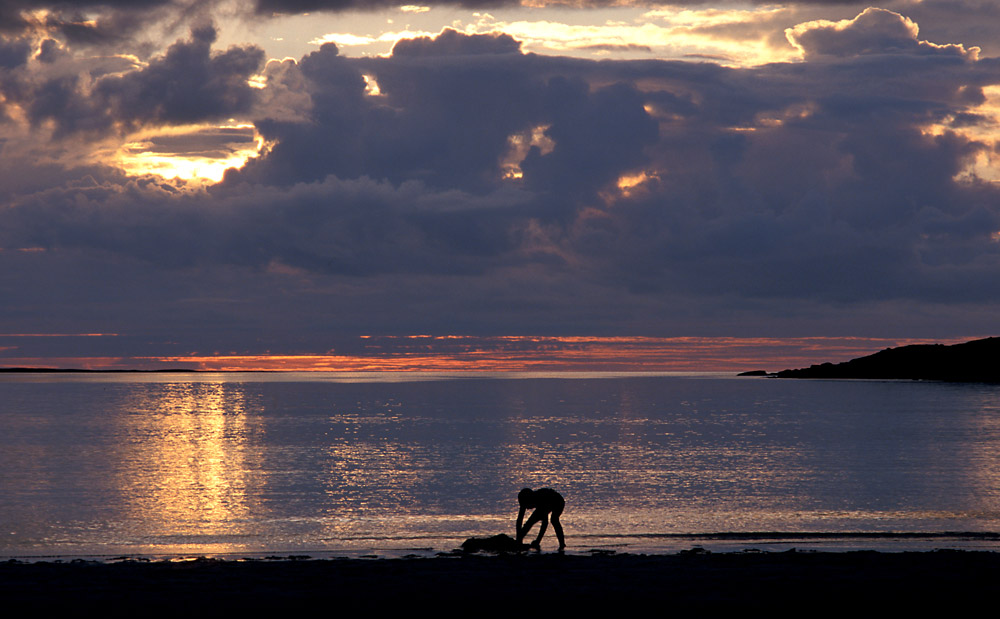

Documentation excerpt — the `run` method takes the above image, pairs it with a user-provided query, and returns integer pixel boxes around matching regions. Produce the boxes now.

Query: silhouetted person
[516,487,565,550]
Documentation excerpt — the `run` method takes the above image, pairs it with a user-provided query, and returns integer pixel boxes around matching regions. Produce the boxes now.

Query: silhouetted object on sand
[776,336,1000,382]
[516,487,566,550]
[461,534,527,553]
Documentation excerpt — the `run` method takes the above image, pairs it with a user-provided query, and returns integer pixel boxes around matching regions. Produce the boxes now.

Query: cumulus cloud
[391,28,522,56]
[217,21,1000,312]
[9,23,263,138]
[96,24,263,129]
[787,7,979,60]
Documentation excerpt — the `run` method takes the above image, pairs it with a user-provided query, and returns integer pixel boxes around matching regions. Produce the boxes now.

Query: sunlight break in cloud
[945,85,1000,184]
[308,4,802,65]
[115,124,267,183]
[463,10,800,65]
[310,29,437,51]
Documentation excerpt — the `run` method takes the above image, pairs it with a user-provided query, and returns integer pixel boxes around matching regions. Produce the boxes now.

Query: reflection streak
[115,382,258,553]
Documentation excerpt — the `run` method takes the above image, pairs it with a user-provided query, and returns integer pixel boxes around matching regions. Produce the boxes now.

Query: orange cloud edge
[0,335,979,372]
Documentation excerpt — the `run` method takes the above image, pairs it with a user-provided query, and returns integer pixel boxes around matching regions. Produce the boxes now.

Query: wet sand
[3,550,999,613]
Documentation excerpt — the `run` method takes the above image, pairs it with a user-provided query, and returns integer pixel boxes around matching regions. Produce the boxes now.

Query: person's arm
[516,506,526,542]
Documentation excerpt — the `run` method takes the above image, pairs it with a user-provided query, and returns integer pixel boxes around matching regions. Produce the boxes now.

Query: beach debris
[461,534,529,554]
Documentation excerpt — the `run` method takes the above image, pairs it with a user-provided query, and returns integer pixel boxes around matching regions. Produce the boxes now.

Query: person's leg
[518,510,542,542]
[551,509,565,549]
[531,514,549,547]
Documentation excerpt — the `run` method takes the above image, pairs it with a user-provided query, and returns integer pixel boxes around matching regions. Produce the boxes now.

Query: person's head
[518,487,535,507]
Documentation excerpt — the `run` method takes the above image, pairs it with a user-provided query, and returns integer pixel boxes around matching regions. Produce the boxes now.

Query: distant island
[771,337,999,382]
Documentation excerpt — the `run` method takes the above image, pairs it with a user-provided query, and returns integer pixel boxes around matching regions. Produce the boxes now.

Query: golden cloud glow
[616,170,658,194]
[116,123,266,183]
[926,85,1000,184]
[145,335,986,372]
[310,29,436,49]
[464,16,795,65]
[643,5,787,29]
[247,74,268,89]
[501,125,554,180]
[362,73,383,96]
[308,5,801,66]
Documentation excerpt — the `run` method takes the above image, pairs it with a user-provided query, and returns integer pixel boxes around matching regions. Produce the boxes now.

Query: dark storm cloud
[3,173,536,277]
[0,0,179,44]
[240,19,1000,306]
[0,36,31,68]
[233,29,658,206]
[15,24,263,136]
[96,24,263,128]
[234,33,550,192]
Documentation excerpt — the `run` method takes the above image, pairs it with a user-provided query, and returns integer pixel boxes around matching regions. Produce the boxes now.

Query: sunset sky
[1,0,998,371]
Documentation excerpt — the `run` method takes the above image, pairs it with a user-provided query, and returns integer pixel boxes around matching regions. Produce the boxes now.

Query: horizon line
[0,334,984,373]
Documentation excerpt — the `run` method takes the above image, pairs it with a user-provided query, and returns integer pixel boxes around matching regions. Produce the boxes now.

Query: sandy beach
[4,549,999,613]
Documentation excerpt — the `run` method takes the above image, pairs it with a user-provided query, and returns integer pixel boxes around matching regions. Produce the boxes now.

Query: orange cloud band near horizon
[0,335,981,372]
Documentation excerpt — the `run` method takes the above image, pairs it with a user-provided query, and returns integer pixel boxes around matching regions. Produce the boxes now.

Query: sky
[1,0,999,371]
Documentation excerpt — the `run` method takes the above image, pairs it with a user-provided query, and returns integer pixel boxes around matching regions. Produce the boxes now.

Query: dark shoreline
[775,336,1000,382]
[5,550,1000,612]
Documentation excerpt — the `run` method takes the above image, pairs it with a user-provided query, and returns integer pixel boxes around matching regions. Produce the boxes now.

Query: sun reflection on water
[114,382,260,553]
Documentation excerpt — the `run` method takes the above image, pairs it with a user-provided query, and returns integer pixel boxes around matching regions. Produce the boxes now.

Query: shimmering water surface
[3,372,1000,558]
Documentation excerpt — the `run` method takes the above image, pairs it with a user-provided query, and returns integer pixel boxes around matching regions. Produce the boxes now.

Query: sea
[3,371,1000,560]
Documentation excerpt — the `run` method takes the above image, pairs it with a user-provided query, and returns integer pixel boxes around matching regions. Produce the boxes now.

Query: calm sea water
[3,372,1000,558]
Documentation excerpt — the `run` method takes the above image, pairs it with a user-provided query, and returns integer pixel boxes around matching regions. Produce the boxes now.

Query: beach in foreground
[4,550,1000,613]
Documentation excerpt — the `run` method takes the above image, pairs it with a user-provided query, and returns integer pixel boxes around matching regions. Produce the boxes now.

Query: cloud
[253,0,520,15]
[96,24,263,129]
[0,0,187,46]
[5,10,1000,356]
[391,28,522,56]
[786,7,979,60]
[12,23,263,138]
[0,36,31,68]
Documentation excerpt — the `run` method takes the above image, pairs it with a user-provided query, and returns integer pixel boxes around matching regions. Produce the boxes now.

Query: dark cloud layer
[2,5,1000,361]
[0,0,178,44]
[97,25,263,128]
